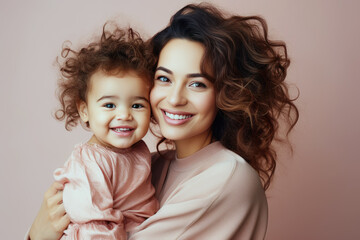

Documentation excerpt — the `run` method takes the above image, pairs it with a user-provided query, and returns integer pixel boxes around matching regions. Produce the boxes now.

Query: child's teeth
[114,128,130,132]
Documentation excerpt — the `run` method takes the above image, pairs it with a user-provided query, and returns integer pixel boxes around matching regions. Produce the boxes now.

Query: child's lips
[111,126,135,136]
[112,127,134,132]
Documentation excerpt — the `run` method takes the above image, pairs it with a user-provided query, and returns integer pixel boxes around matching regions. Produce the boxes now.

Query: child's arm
[28,182,70,240]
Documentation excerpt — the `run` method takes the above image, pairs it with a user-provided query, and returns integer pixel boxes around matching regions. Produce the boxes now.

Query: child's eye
[104,103,116,109]
[190,82,207,88]
[132,103,144,109]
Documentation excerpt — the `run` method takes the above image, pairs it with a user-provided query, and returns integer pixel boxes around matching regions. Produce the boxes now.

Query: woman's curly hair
[150,3,299,190]
[55,24,154,130]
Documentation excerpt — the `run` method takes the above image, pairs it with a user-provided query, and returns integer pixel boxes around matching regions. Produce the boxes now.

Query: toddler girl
[53,25,158,239]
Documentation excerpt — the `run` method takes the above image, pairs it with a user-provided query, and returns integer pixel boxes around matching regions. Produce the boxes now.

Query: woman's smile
[162,109,194,125]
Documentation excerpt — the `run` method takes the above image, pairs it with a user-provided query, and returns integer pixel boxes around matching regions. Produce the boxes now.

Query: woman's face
[150,39,217,145]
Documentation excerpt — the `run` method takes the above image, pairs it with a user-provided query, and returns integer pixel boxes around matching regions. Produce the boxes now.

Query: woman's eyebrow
[156,66,172,74]
[187,73,205,78]
[156,67,205,78]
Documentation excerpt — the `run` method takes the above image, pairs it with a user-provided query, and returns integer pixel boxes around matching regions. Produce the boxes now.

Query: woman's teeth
[165,111,192,120]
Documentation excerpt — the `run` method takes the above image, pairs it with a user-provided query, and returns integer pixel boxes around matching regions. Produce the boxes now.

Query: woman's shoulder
[195,143,265,201]
[215,146,260,179]
[194,142,259,178]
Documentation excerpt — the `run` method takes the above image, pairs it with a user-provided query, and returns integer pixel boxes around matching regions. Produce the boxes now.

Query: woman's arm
[130,158,268,240]
[28,182,70,240]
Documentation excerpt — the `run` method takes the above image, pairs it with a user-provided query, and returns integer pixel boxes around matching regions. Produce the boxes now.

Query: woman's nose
[167,85,187,106]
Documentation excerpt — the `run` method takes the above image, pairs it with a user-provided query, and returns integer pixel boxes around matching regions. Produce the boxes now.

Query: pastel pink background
[1,0,359,239]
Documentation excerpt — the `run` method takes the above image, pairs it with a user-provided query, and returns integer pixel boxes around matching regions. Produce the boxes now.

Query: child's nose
[116,108,133,121]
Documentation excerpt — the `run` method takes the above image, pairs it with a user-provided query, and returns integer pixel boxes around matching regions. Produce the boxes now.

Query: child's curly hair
[55,24,154,130]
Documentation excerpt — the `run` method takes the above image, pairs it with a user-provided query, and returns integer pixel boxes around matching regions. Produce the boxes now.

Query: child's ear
[77,100,89,123]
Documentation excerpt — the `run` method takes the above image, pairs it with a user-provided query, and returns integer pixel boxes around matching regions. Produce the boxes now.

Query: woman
[28,3,298,240]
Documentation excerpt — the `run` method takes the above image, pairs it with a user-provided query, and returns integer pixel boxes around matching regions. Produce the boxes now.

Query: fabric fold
[54,140,158,239]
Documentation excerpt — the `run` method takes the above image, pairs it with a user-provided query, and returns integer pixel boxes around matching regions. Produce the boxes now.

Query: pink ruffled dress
[53,140,159,240]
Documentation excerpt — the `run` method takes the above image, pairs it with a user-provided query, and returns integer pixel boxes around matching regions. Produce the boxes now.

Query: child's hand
[29,182,70,240]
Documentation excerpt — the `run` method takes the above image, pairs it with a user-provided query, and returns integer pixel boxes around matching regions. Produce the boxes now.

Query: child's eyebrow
[97,95,149,103]
[97,95,118,102]
[133,96,150,103]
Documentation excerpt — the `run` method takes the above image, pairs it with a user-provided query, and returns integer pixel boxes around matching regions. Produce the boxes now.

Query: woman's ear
[77,100,89,123]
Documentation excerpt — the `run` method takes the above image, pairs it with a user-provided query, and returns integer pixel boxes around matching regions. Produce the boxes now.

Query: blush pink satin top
[53,140,159,240]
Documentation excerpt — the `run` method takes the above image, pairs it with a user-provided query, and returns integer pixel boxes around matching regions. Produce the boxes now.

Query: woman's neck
[174,131,213,159]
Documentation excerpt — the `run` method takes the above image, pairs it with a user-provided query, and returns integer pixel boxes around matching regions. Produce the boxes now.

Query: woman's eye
[132,103,144,109]
[190,82,207,88]
[157,76,170,82]
[104,103,115,108]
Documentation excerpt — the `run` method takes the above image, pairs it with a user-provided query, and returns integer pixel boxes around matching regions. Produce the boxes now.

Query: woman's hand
[29,182,70,240]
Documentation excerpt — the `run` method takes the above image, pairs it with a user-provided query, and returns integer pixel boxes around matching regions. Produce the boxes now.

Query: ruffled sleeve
[53,144,125,239]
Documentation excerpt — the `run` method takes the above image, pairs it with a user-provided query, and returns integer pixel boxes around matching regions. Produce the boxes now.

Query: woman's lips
[161,110,194,125]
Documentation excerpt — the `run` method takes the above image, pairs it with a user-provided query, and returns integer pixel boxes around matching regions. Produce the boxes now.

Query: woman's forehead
[157,39,205,73]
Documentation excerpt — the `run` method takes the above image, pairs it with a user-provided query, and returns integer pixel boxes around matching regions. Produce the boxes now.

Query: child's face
[78,70,151,149]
